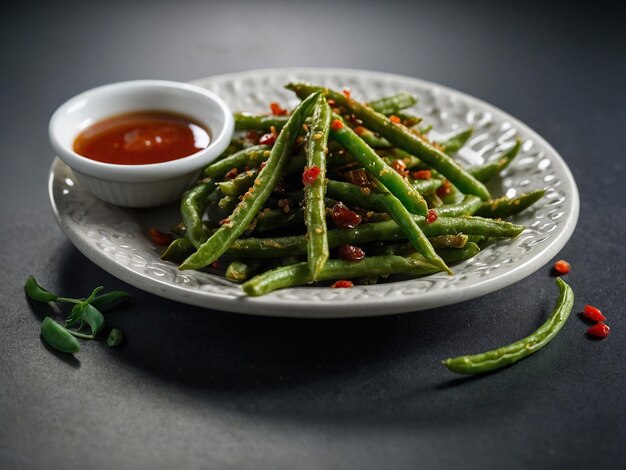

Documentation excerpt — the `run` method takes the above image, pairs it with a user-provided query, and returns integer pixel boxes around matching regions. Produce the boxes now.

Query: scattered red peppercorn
[302,166,321,185]
[553,259,571,275]
[426,209,438,224]
[270,102,288,116]
[332,202,362,229]
[582,304,606,322]
[412,170,432,180]
[331,280,353,288]
[224,167,238,180]
[436,179,452,198]
[587,322,610,339]
[338,244,366,262]
[331,119,344,130]
[259,133,276,145]
[389,115,401,124]
[342,88,351,99]
[390,159,409,177]
[148,228,174,246]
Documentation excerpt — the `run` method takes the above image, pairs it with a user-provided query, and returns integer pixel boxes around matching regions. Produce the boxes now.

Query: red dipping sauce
[73,110,210,165]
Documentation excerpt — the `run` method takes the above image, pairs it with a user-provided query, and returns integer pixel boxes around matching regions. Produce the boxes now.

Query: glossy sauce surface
[74,111,210,165]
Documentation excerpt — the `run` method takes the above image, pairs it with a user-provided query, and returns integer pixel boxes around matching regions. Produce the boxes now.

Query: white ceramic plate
[49,68,579,318]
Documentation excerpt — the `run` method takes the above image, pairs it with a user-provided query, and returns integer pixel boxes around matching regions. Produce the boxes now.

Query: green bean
[367,92,417,115]
[394,112,423,127]
[180,178,215,249]
[234,113,288,132]
[217,169,259,197]
[329,115,428,215]
[180,92,321,270]
[429,234,469,249]
[436,195,483,217]
[356,128,392,148]
[411,177,443,194]
[469,139,521,183]
[204,145,270,179]
[326,180,387,212]
[255,209,304,232]
[439,128,473,153]
[218,195,239,212]
[225,260,261,283]
[372,179,451,274]
[444,278,574,374]
[41,317,81,354]
[304,97,332,279]
[287,83,491,200]
[225,216,523,258]
[161,237,194,262]
[243,253,439,296]
[475,189,545,219]
[424,193,444,208]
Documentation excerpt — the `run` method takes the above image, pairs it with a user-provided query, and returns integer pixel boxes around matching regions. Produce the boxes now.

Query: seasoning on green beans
[444,278,574,374]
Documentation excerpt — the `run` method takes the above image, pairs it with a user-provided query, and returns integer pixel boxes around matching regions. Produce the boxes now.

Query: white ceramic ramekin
[49,80,234,207]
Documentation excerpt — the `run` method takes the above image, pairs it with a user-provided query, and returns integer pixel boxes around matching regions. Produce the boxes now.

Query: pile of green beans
[161,84,544,295]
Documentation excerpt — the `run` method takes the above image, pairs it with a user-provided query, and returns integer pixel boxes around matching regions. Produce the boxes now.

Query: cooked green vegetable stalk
[444,278,574,374]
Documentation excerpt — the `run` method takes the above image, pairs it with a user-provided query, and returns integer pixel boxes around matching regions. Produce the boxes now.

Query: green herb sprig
[24,276,130,354]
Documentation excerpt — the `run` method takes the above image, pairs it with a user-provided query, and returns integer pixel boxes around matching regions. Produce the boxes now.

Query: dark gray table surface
[1,1,625,469]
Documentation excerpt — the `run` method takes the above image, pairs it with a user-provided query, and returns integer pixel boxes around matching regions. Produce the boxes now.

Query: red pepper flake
[342,88,351,99]
[353,126,366,136]
[389,115,401,124]
[331,280,353,288]
[332,202,362,229]
[391,159,408,177]
[436,179,452,198]
[148,228,174,246]
[302,166,321,185]
[211,260,220,269]
[246,130,260,143]
[259,133,276,145]
[270,102,288,116]
[426,209,438,224]
[259,161,267,170]
[587,322,610,339]
[412,170,432,180]
[338,244,366,262]
[583,304,606,322]
[553,259,571,275]
[327,99,336,106]
[224,167,238,180]
[331,119,344,130]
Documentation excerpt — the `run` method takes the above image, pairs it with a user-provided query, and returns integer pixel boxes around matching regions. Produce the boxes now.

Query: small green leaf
[107,329,123,347]
[66,303,85,328]
[85,286,104,304]
[91,291,131,312]
[41,317,81,354]
[81,304,105,336]
[24,276,59,303]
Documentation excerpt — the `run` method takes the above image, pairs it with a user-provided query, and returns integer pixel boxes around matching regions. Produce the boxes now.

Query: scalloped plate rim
[48,67,579,318]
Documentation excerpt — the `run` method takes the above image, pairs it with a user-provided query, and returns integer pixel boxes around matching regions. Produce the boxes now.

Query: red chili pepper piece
[269,102,288,116]
[245,130,260,143]
[389,115,401,124]
[211,260,220,269]
[332,202,362,229]
[327,99,336,106]
[259,161,267,170]
[390,159,409,177]
[587,322,610,339]
[259,133,276,145]
[331,119,344,130]
[224,167,238,180]
[426,209,438,224]
[342,88,351,99]
[338,244,366,262]
[583,304,606,322]
[302,166,321,186]
[149,228,174,246]
[436,179,452,197]
[412,170,432,180]
[553,259,571,275]
[331,280,353,288]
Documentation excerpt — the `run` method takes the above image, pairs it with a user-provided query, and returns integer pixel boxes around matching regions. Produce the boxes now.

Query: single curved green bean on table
[179,91,322,270]
[286,82,491,200]
[444,278,574,374]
